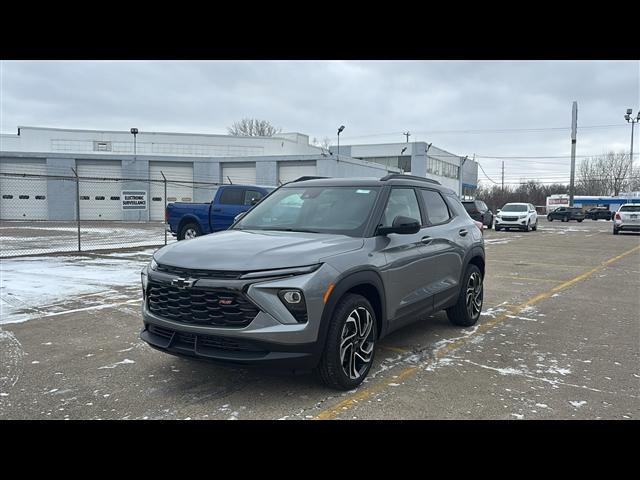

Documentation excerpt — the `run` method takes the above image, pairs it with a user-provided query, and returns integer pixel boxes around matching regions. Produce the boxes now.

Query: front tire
[317,294,377,390]
[446,264,483,327]
[547,216,553,222]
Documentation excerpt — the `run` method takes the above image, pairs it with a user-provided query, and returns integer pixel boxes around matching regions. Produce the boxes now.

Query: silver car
[613,204,640,234]
[140,175,485,389]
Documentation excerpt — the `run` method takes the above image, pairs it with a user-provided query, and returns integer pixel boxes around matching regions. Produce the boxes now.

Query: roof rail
[380,174,440,185]
[289,176,329,183]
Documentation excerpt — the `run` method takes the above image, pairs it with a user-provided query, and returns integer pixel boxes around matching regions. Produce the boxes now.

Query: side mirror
[378,215,421,235]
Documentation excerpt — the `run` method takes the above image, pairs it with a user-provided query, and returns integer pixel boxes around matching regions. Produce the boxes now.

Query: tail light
[615,213,621,220]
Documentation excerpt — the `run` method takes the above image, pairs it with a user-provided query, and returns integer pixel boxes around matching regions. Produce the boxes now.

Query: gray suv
[140,175,485,389]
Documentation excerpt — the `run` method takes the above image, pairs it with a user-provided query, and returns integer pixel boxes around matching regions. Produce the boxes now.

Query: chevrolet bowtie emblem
[171,277,195,289]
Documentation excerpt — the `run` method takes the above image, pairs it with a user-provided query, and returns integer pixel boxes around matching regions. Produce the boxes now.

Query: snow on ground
[0,250,154,324]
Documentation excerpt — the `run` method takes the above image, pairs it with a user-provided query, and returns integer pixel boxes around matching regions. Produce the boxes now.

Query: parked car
[462,200,493,229]
[140,174,485,390]
[547,206,585,222]
[585,207,612,220]
[613,204,640,235]
[166,184,274,240]
[494,203,538,231]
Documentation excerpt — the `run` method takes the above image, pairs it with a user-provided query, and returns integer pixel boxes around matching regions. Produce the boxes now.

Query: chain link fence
[0,171,238,258]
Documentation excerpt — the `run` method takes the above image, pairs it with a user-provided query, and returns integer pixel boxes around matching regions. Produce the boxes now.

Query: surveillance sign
[121,190,147,210]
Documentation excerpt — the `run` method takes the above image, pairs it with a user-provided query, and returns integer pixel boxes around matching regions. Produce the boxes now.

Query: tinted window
[381,188,422,227]
[462,202,477,213]
[244,189,264,206]
[502,204,528,212]
[219,188,244,205]
[420,189,451,224]
[620,205,640,212]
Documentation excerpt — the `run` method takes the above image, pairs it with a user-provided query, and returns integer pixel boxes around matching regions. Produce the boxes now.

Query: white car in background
[494,202,538,232]
[613,204,640,235]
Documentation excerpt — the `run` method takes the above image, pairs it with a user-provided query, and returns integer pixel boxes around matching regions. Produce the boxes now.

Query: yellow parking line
[378,345,410,354]
[313,244,640,420]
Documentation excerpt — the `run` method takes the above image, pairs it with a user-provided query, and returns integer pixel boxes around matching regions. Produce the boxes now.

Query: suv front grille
[156,263,242,279]
[147,282,259,327]
[502,216,518,221]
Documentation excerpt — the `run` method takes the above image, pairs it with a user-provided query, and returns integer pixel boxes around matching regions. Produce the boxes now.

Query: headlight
[150,258,158,271]
[519,214,527,219]
[239,263,321,280]
[141,268,148,292]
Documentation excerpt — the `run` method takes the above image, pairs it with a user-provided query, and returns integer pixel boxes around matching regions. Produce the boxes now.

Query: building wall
[0,151,399,221]
[2,127,323,157]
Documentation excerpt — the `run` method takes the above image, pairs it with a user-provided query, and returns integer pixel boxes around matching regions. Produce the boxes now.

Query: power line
[476,162,499,184]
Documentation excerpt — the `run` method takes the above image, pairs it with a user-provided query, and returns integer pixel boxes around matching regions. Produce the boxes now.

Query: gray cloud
[1,60,638,184]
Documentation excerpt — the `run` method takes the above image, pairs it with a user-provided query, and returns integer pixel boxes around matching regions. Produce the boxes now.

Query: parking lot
[1,219,638,420]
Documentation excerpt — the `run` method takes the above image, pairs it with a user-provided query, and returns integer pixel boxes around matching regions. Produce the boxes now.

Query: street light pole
[337,125,345,161]
[130,127,138,158]
[625,108,639,175]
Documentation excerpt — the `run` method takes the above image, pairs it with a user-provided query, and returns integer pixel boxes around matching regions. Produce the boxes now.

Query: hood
[154,229,364,271]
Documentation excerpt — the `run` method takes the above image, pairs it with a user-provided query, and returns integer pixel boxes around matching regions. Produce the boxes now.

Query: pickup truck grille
[147,282,259,327]
[156,263,242,279]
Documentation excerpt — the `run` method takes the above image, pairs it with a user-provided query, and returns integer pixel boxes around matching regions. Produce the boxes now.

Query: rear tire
[446,264,483,327]
[317,294,377,390]
[577,219,583,223]
[178,222,201,240]
[547,216,553,222]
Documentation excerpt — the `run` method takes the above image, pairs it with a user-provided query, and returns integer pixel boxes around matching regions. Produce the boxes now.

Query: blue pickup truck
[166,184,274,240]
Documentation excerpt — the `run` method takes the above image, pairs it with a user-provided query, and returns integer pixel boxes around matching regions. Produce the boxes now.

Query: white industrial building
[0,126,477,222]
[331,141,478,198]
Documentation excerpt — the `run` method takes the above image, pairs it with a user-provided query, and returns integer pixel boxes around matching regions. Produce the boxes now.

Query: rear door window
[381,188,422,228]
[219,188,245,205]
[420,189,451,225]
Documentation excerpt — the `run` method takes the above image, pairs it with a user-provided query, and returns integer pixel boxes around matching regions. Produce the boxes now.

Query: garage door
[77,160,123,220]
[222,163,256,185]
[0,160,49,220]
[278,161,317,185]
[149,162,194,221]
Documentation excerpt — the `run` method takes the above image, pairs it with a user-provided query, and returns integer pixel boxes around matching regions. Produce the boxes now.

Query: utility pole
[403,131,411,143]
[459,155,468,199]
[501,161,504,192]
[624,108,639,177]
[569,101,578,207]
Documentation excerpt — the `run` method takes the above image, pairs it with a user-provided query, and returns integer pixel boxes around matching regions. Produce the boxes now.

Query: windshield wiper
[266,227,321,233]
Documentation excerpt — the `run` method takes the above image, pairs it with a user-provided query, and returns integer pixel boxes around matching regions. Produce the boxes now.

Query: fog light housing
[278,289,307,323]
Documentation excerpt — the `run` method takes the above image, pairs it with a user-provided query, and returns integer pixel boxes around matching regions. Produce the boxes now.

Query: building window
[19,195,29,199]
[427,157,459,179]
[35,195,46,200]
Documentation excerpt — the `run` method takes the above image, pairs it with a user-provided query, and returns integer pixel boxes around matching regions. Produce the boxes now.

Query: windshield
[234,186,381,236]
[620,205,640,212]
[501,204,528,212]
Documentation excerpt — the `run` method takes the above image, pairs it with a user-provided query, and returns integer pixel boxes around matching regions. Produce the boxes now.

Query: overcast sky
[1,60,638,185]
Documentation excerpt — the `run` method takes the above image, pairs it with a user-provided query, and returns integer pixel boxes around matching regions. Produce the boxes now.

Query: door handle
[212,208,222,212]
[421,236,433,244]
[458,228,468,237]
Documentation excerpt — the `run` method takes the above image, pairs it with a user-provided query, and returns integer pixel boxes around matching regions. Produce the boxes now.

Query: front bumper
[140,262,340,367]
[494,217,528,228]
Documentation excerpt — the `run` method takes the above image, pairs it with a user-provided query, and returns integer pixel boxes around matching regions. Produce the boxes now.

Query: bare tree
[578,152,634,196]
[227,118,282,136]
